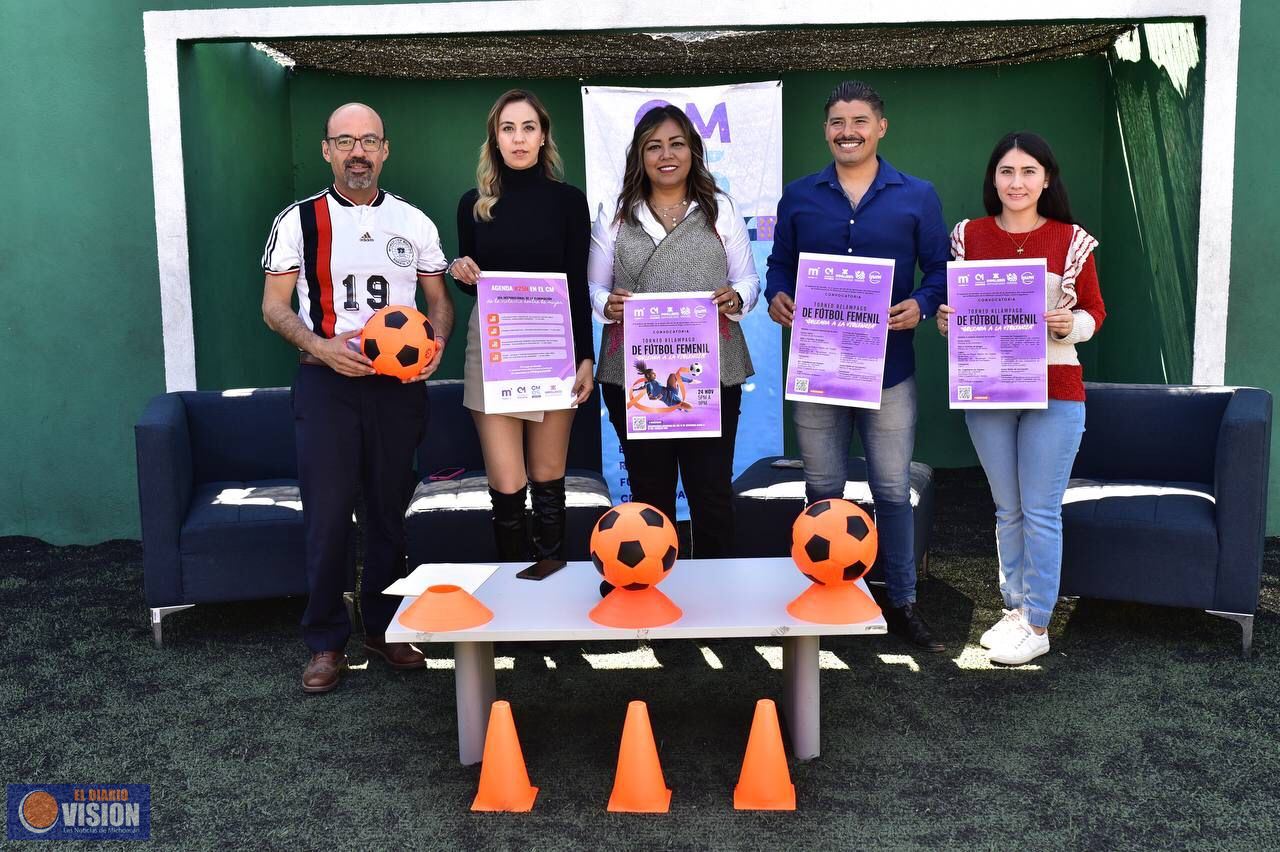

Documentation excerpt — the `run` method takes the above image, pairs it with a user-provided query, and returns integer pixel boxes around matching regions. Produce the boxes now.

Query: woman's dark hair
[982,131,1077,225]
[615,105,719,229]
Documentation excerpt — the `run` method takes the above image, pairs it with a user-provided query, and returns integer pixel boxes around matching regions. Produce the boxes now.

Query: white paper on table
[382,563,500,597]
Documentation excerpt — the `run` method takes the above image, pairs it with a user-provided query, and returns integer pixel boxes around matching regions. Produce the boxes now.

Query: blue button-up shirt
[765,157,949,388]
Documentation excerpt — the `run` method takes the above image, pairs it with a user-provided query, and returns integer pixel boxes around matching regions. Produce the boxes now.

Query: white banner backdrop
[582,81,784,516]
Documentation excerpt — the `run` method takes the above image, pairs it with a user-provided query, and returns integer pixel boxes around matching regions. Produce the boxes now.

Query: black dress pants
[293,365,426,652]
[602,382,741,558]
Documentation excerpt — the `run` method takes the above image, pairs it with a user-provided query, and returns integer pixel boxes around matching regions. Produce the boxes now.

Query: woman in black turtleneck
[449,89,594,564]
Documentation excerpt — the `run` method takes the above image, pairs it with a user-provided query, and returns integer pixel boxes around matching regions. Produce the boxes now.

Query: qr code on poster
[793,377,810,393]
[630,415,647,432]
[957,385,973,401]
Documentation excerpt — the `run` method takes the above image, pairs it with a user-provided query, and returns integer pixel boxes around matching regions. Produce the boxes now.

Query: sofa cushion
[1060,478,1218,608]
[183,390,297,484]
[1074,384,1231,484]
[406,471,611,513]
[405,470,613,563]
[733,458,928,508]
[731,456,935,578]
[180,480,310,603]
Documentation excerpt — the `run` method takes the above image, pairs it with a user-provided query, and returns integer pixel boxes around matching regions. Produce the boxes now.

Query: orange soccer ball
[590,502,679,590]
[790,499,878,586]
[362,305,437,380]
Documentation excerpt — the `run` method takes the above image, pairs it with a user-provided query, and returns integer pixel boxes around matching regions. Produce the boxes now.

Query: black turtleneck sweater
[456,164,593,364]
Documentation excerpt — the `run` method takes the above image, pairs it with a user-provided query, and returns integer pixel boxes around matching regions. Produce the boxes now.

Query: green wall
[0,0,167,543]
[244,59,1110,471]
[1097,77,1168,384]
[1228,0,1280,533]
[1,2,1275,543]
[182,42,298,390]
[0,0,425,544]
[1098,26,1205,385]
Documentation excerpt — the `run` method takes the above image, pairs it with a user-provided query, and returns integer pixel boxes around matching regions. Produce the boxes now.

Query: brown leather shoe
[364,638,425,670]
[302,651,348,694]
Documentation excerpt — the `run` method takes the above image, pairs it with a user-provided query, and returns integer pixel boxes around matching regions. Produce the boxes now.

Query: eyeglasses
[326,135,385,152]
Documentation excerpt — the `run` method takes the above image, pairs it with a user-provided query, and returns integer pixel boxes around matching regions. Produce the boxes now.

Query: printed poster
[947,259,1048,409]
[478,272,576,413]
[621,292,721,439]
[785,252,895,409]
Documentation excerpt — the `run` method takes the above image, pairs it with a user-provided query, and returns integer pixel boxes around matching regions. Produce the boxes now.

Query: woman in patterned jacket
[589,105,760,565]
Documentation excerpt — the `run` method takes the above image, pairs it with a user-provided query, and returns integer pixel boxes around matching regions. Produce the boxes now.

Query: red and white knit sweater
[951,216,1106,401]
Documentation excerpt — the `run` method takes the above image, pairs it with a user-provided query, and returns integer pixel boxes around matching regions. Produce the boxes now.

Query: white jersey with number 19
[262,185,448,339]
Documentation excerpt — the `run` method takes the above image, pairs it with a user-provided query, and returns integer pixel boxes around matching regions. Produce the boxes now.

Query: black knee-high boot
[489,485,529,562]
[529,477,567,561]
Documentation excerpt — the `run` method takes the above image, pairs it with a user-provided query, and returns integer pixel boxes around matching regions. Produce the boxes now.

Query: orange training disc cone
[607,701,672,813]
[786,581,881,625]
[471,701,538,812]
[589,586,683,629]
[734,699,796,810]
[401,584,493,632]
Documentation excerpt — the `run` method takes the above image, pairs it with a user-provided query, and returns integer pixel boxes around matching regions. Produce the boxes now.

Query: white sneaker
[988,621,1050,666]
[979,609,1023,649]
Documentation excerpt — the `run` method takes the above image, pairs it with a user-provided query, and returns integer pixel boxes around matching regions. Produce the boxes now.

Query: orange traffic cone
[401,584,493,632]
[607,701,672,812]
[734,699,796,810]
[471,701,538,812]
[589,586,683,629]
[786,580,881,625]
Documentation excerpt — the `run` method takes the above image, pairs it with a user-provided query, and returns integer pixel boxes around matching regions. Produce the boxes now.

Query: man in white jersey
[262,103,454,693]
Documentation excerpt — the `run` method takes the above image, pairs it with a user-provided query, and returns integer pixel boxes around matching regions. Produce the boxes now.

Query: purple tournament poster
[477,272,576,413]
[785,252,895,409]
[622,292,721,440]
[947,258,1048,409]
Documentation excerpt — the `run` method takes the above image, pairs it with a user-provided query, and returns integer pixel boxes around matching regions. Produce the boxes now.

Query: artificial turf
[2,469,1277,850]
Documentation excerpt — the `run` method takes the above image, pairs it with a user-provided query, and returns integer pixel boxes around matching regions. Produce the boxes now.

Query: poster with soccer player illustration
[622,292,721,440]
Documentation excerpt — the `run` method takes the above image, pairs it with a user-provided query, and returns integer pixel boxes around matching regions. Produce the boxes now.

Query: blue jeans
[793,377,918,607]
[965,401,1086,628]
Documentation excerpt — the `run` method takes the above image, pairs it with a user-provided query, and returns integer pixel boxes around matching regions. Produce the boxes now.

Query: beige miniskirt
[461,305,544,422]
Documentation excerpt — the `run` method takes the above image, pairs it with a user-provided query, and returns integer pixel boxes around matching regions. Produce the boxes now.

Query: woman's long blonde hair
[473,89,564,222]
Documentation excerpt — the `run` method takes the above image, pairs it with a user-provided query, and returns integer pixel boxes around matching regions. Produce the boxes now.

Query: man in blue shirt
[766,81,949,651]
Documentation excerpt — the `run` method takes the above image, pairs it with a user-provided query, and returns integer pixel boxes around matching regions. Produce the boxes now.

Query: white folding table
[385,556,886,765]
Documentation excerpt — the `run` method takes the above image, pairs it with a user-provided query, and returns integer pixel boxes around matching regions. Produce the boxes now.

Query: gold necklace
[650,197,689,228]
[998,215,1042,255]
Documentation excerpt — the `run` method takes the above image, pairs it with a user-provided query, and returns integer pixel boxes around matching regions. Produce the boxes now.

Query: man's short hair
[824,81,885,117]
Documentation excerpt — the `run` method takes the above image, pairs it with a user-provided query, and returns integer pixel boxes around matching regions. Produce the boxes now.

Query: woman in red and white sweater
[937,132,1106,665]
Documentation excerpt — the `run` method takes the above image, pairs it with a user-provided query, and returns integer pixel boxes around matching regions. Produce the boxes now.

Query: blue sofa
[135,380,612,645]
[730,455,937,583]
[135,388,332,647]
[1060,383,1272,655]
